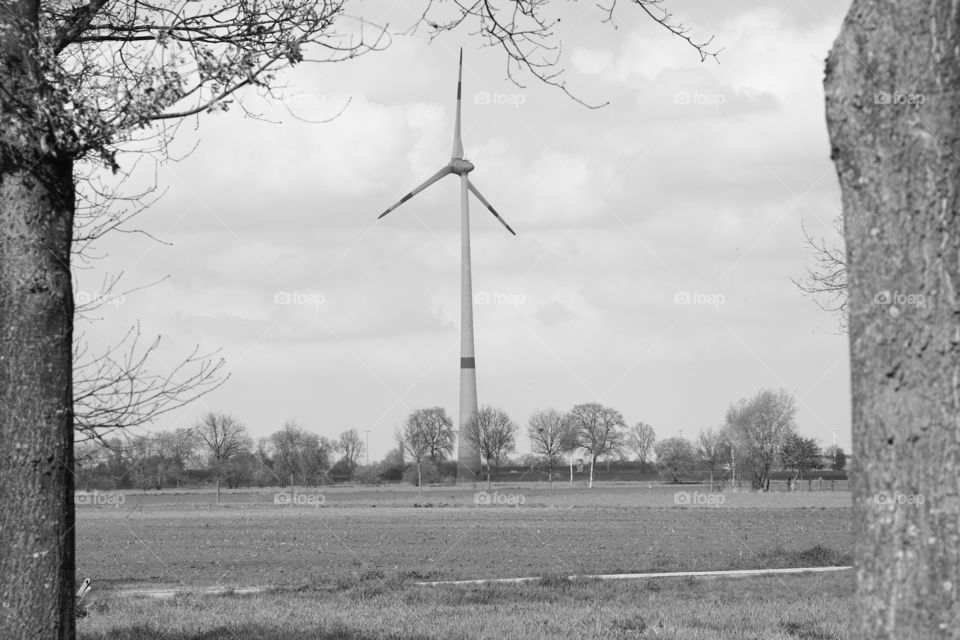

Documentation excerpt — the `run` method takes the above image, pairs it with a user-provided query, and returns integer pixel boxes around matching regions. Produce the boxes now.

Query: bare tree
[527,408,567,487]
[625,422,657,463]
[724,389,797,491]
[70,166,228,445]
[397,418,432,496]
[655,437,696,484]
[302,435,336,486]
[194,412,252,503]
[695,428,727,490]
[147,433,174,489]
[567,403,626,488]
[463,406,518,490]
[164,427,199,489]
[73,323,226,444]
[337,428,366,477]
[262,420,333,487]
[793,213,847,332]
[268,420,307,487]
[559,417,581,485]
[419,0,719,106]
[405,407,455,463]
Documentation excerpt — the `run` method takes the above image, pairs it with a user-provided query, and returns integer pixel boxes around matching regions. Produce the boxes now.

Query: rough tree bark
[0,162,76,639]
[0,7,76,639]
[825,3,960,638]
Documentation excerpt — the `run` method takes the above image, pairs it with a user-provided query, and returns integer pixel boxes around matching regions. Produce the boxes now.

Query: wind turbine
[377,48,516,481]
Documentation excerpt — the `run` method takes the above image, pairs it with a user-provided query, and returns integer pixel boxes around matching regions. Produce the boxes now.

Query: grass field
[75,482,854,639]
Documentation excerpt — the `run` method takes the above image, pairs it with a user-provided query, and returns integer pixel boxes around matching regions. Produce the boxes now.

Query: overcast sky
[77,0,854,460]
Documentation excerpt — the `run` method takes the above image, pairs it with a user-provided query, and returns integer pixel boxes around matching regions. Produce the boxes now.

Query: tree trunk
[0,6,78,630]
[216,473,221,503]
[0,154,77,634]
[757,463,771,492]
[588,457,595,488]
[826,4,960,637]
[486,465,491,492]
[730,448,737,489]
[569,454,573,485]
[417,463,422,496]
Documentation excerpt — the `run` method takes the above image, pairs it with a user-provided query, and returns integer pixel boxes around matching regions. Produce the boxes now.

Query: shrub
[402,460,457,486]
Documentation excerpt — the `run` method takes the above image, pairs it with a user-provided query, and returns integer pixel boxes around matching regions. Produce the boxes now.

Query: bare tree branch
[410,0,719,108]
[793,212,847,332]
[73,322,228,445]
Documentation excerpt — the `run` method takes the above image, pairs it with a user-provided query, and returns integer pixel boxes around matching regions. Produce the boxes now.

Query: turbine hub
[450,158,474,175]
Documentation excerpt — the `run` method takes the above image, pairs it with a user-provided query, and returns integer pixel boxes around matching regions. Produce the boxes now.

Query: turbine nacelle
[450,158,475,175]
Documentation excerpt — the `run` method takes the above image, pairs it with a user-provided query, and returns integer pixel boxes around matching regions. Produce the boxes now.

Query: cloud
[571,48,615,75]
[533,300,577,327]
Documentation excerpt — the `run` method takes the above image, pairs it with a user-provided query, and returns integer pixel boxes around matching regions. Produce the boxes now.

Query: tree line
[449,387,845,492]
[75,413,369,503]
[76,386,846,497]
[654,388,846,490]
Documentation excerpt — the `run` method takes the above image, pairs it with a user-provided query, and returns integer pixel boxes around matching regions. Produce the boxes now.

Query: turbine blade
[378,165,454,219]
[452,48,464,159]
[467,179,516,235]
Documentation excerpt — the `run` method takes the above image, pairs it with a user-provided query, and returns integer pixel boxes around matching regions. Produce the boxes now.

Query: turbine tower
[377,48,516,482]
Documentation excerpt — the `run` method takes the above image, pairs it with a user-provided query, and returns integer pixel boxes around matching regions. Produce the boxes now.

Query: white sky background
[76,0,854,460]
